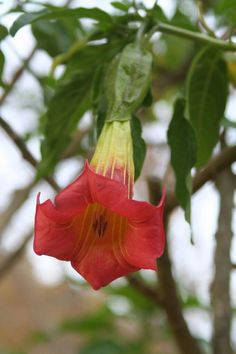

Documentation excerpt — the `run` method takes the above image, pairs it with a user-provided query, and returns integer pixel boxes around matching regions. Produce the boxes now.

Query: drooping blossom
[34,121,165,290]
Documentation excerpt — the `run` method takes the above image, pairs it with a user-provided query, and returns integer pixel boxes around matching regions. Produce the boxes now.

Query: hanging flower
[34,121,165,290]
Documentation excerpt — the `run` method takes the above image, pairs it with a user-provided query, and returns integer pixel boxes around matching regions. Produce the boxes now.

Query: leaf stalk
[150,22,236,51]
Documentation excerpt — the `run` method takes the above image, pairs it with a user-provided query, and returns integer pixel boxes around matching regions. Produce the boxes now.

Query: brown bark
[149,182,204,354]
[158,246,204,354]
[211,168,235,354]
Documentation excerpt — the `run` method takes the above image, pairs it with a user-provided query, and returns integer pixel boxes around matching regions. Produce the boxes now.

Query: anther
[92,214,108,237]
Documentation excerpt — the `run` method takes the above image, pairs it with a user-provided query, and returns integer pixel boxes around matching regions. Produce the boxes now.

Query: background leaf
[215,0,236,25]
[221,117,236,129]
[80,339,126,354]
[0,24,8,41]
[167,98,197,222]
[31,17,79,57]
[38,71,92,177]
[186,46,228,167]
[0,50,5,87]
[59,307,113,334]
[131,116,146,181]
[38,42,126,176]
[10,7,112,36]
[111,1,130,12]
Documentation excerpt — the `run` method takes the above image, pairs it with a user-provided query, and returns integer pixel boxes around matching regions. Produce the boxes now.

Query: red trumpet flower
[34,121,165,289]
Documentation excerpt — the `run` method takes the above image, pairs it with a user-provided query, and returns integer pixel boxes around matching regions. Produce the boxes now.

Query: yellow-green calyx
[90,121,134,197]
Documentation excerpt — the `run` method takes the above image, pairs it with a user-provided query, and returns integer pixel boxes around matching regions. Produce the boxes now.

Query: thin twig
[0,231,33,280]
[126,275,163,305]
[158,237,204,354]
[0,46,37,105]
[150,23,236,51]
[197,0,216,37]
[0,181,36,238]
[0,116,60,192]
[165,145,236,213]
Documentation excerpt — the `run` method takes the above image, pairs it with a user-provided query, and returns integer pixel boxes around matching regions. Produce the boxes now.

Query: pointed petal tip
[33,244,43,256]
[157,186,166,208]
[36,192,41,204]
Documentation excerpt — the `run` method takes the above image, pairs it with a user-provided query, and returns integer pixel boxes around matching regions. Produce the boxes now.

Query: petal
[55,161,93,214]
[72,247,138,290]
[71,205,138,290]
[86,163,165,221]
[122,209,165,269]
[34,194,79,261]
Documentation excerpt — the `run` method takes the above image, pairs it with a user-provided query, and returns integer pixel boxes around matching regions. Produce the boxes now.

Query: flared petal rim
[34,161,165,289]
[85,161,165,221]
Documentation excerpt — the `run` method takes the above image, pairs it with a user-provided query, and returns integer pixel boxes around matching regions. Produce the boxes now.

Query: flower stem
[150,22,236,51]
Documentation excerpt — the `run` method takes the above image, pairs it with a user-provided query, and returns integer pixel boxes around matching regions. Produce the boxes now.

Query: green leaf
[106,283,155,313]
[0,24,8,40]
[38,72,92,177]
[215,0,236,25]
[111,1,130,12]
[105,43,153,122]
[148,4,167,23]
[10,7,112,36]
[31,18,78,57]
[183,295,204,309]
[0,50,5,86]
[80,339,125,354]
[59,307,113,334]
[159,34,194,71]
[38,41,125,176]
[169,9,197,31]
[221,117,236,129]
[186,46,228,167]
[167,98,197,222]
[37,75,57,105]
[142,89,153,107]
[131,116,146,181]
[28,330,50,344]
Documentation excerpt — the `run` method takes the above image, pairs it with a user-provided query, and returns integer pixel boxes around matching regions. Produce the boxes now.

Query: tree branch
[126,144,236,354]
[0,116,60,192]
[165,145,236,213]
[148,194,204,354]
[158,244,204,354]
[126,275,163,305]
[0,181,35,237]
[0,46,37,105]
[0,231,32,280]
[211,168,234,354]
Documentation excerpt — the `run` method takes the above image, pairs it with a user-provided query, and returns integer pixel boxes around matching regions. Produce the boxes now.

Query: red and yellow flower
[34,120,165,290]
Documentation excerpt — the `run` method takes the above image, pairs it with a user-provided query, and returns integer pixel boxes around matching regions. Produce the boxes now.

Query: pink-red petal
[34,195,78,261]
[34,161,165,289]
[71,204,138,289]
[122,211,165,269]
[71,246,138,290]
[55,161,93,214]
[86,162,165,222]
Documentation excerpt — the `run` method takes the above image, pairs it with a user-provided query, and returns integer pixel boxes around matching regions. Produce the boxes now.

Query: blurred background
[0,0,236,353]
